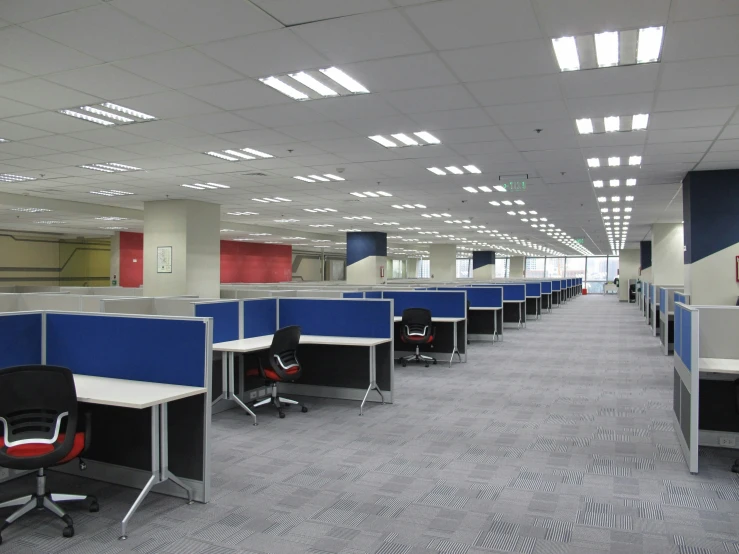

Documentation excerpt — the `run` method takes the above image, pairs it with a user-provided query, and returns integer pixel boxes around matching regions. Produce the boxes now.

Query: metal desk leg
[360,345,384,416]
[120,404,193,540]
[227,352,257,425]
[211,352,226,406]
[449,321,461,367]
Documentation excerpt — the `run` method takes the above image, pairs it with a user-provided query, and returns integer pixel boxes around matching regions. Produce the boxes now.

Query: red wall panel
[119,231,143,288]
[117,232,292,286]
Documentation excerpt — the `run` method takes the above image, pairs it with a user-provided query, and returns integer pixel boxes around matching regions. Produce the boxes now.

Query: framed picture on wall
[157,246,172,273]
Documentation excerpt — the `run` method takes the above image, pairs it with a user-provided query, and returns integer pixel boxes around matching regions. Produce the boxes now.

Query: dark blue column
[640,241,652,272]
[472,250,495,280]
[346,232,387,284]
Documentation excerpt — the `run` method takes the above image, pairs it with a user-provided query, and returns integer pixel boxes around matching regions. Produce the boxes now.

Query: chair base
[0,469,98,545]
[253,382,308,419]
[398,345,437,368]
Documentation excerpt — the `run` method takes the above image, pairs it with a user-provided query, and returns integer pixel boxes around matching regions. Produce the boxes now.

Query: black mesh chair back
[401,308,432,339]
[0,365,78,471]
[269,326,302,381]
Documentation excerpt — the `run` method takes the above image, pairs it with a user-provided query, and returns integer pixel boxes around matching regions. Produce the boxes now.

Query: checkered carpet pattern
[2,295,738,553]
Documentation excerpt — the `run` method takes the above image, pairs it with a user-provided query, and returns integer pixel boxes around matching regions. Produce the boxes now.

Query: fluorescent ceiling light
[391,205,404,209]
[529,211,537,215]
[501,200,512,206]
[392,133,418,146]
[518,211,527,215]
[350,192,366,198]
[241,148,273,159]
[368,135,398,148]
[593,180,604,188]
[428,167,446,175]
[604,116,620,133]
[595,31,619,67]
[612,207,621,213]
[463,187,477,193]
[608,156,620,166]
[637,27,664,63]
[626,179,636,187]
[79,106,133,123]
[101,103,156,120]
[632,114,649,130]
[227,211,258,216]
[625,207,632,212]
[611,196,620,202]
[552,36,580,71]
[319,67,369,94]
[260,76,309,100]
[224,149,254,159]
[587,158,600,168]
[479,186,492,192]
[507,211,516,215]
[576,118,594,134]
[598,197,607,202]
[414,131,440,144]
[308,175,330,182]
[13,207,51,213]
[58,109,115,126]
[294,176,314,182]
[206,151,238,161]
[445,166,463,175]
[378,191,392,197]
[364,191,379,198]
[0,174,37,182]
[601,208,609,213]
[489,201,500,206]
[463,165,481,174]
[609,179,620,187]
[514,200,525,205]
[493,185,507,192]
[625,196,634,201]
[289,72,337,97]
[628,156,642,166]
[324,174,344,181]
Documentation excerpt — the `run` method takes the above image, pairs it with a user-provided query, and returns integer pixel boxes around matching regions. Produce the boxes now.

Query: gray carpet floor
[2,295,739,553]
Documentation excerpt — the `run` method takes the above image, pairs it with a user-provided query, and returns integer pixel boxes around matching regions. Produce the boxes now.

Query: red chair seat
[0,433,85,464]
[401,335,433,343]
[246,365,300,382]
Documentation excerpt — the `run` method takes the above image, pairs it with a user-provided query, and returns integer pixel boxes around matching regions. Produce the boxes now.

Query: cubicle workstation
[0,310,212,539]
[643,281,651,320]
[649,284,682,337]
[214,297,394,419]
[673,303,739,474]
[550,279,562,307]
[540,280,553,313]
[499,283,526,329]
[659,287,684,354]
[524,282,542,319]
[439,286,503,342]
[380,290,466,366]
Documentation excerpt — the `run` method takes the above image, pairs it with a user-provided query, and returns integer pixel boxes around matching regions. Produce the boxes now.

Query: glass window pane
[608,257,620,282]
[588,281,605,294]
[525,257,545,279]
[565,257,585,278]
[545,258,565,278]
[495,258,509,278]
[417,259,430,278]
[456,258,472,279]
[586,257,608,281]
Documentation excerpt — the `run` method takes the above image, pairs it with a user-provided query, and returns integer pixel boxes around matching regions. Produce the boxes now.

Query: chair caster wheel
[301,406,308,413]
[278,411,285,419]
[79,461,87,471]
[433,359,437,365]
[63,526,75,538]
[401,361,407,367]
[89,501,99,513]
[425,363,429,367]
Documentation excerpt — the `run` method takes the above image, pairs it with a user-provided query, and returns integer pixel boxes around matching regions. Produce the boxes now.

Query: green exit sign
[574,238,584,244]
[503,180,526,192]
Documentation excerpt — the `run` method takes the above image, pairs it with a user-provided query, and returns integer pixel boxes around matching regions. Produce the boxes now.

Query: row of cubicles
[637,283,739,474]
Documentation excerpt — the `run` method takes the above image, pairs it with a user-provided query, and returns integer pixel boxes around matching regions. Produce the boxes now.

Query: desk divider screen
[366,291,382,299]
[500,284,525,302]
[560,280,567,290]
[660,288,667,315]
[675,293,689,305]
[102,297,155,315]
[342,292,364,298]
[45,313,208,387]
[381,291,465,318]
[243,298,277,338]
[650,284,656,305]
[525,283,541,297]
[277,298,392,339]
[194,301,240,343]
[437,286,502,308]
[552,281,561,291]
[0,312,42,368]
[541,281,552,294]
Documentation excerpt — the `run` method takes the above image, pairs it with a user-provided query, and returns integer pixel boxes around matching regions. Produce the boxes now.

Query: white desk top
[214,334,391,353]
[393,316,464,323]
[74,375,206,409]
[468,306,502,311]
[699,358,739,375]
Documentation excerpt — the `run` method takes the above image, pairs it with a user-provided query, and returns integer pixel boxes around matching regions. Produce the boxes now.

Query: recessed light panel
[205,147,273,161]
[369,132,440,148]
[12,207,51,213]
[181,182,230,190]
[576,115,649,134]
[228,211,258,216]
[89,190,134,197]
[252,197,291,203]
[349,191,392,198]
[80,163,141,173]
[428,165,480,175]
[552,27,664,72]
[59,103,156,126]
[260,67,369,101]
[294,173,345,182]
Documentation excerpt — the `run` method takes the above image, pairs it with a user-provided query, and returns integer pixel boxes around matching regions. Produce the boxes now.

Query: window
[456,258,472,279]
[586,257,608,282]
[388,259,404,279]
[525,257,545,279]
[565,257,585,279]
[545,258,565,278]
[416,259,430,279]
[607,257,619,283]
[495,258,509,278]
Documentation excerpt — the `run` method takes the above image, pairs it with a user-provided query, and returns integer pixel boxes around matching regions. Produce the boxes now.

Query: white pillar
[472,251,495,281]
[652,223,684,285]
[407,258,418,279]
[109,231,120,286]
[509,256,525,278]
[143,200,221,298]
[618,249,639,302]
[430,244,456,281]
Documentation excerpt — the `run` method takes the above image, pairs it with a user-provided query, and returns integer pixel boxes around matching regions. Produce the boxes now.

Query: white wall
[509,256,525,278]
[346,255,386,285]
[406,258,418,278]
[618,249,639,301]
[430,244,456,281]
[652,223,684,285]
[686,243,739,305]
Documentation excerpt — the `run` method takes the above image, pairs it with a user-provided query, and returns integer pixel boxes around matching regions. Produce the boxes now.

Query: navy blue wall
[640,240,652,270]
[347,232,387,266]
[683,170,739,264]
[472,251,495,270]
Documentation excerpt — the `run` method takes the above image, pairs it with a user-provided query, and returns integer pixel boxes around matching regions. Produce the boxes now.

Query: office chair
[246,326,308,419]
[0,365,98,545]
[397,308,437,367]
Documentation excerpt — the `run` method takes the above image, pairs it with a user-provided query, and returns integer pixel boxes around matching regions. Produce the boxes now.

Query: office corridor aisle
[4,296,739,553]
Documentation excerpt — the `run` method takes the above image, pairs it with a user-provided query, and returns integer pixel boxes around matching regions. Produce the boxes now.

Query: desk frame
[468,307,501,342]
[393,317,466,366]
[503,300,525,329]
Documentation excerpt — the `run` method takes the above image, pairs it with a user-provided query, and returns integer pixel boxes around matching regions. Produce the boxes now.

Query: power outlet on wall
[718,436,736,447]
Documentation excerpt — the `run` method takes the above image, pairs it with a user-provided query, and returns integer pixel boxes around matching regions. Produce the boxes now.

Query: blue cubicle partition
[525,283,541,297]
[278,298,392,339]
[541,281,552,294]
[675,292,690,305]
[437,286,502,308]
[660,288,667,315]
[673,302,698,472]
[342,292,364,298]
[552,280,561,291]
[366,291,382,298]
[242,298,277,338]
[650,284,656,305]
[194,301,240,343]
[0,312,42,368]
[381,290,465,318]
[499,283,525,301]
[46,313,209,388]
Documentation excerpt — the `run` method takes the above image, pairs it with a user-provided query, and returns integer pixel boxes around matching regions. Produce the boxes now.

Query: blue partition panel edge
[45,313,207,387]
[541,281,552,294]
[366,291,382,298]
[525,283,541,297]
[500,284,525,301]
[674,306,683,360]
[195,301,239,343]
[243,299,277,338]
[660,289,666,314]
[342,292,364,298]
[278,298,391,339]
[437,287,502,308]
[552,281,560,291]
[0,312,42,368]
[382,291,465,318]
